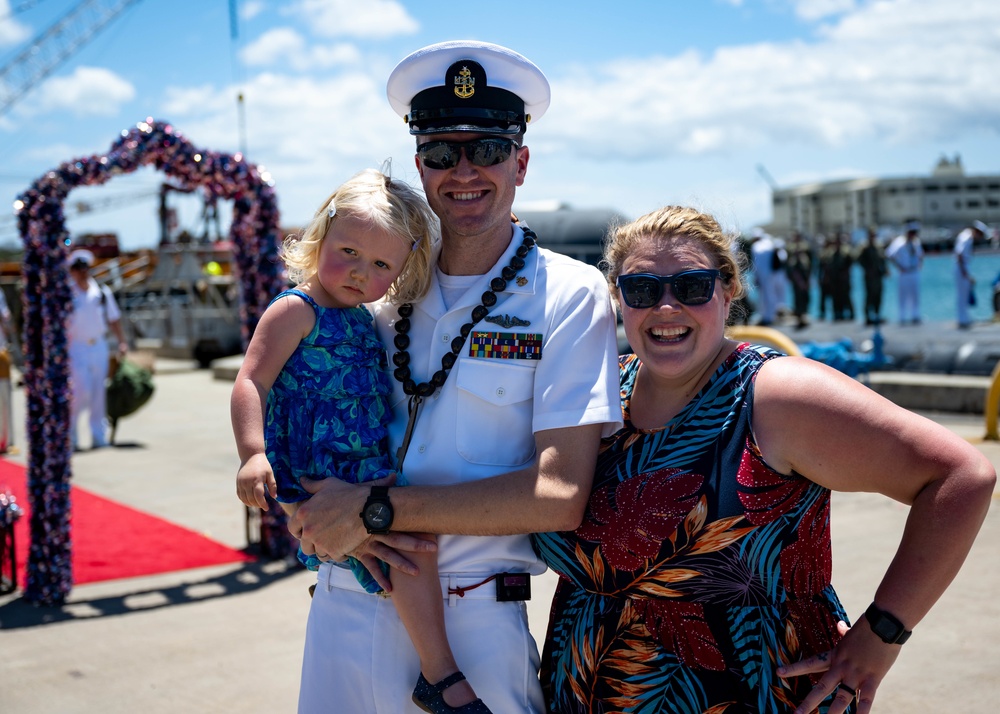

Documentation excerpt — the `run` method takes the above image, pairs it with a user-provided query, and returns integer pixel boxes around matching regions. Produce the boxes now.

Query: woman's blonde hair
[281,168,438,304]
[602,205,747,309]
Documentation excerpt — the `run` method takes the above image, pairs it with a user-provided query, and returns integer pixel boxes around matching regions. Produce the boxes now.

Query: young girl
[231,169,491,714]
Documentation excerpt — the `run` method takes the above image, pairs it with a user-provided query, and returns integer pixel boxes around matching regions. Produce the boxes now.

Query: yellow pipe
[983,358,1000,440]
[726,326,803,357]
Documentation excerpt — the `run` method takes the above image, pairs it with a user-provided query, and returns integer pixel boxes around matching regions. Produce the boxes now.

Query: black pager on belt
[496,572,531,602]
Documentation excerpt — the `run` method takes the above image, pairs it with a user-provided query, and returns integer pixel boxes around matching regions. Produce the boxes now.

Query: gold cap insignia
[453,66,475,99]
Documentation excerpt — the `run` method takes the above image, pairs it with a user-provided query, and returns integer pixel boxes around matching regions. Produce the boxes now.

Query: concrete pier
[1,354,997,713]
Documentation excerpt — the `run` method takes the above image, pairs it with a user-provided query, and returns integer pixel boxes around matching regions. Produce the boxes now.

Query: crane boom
[0,0,143,117]
[756,163,779,190]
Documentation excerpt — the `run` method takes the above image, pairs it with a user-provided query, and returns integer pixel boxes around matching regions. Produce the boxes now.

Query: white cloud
[541,0,1000,162]
[159,66,415,225]
[240,0,266,21]
[22,66,135,117]
[792,0,856,21]
[241,27,303,66]
[0,0,30,47]
[163,84,233,116]
[287,0,419,38]
[241,27,361,70]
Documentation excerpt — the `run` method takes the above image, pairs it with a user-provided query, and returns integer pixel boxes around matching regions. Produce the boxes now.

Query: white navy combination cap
[68,248,95,267]
[386,40,550,136]
[973,220,989,233]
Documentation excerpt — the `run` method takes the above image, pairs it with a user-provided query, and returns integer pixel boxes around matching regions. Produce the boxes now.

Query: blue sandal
[412,672,493,714]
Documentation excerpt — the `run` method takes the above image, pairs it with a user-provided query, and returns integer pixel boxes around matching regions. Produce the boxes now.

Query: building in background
[513,204,627,269]
[767,155,999,246]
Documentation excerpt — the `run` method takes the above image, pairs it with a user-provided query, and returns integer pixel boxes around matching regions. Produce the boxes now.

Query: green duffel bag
[106,358,155,443]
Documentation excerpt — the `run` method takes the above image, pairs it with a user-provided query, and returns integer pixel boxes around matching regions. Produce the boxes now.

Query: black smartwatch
[360,485,393,534]
[864,602,912,644]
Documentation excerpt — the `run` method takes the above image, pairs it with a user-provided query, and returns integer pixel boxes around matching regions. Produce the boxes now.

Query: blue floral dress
[265,289,398,591]
[532,345,854,714]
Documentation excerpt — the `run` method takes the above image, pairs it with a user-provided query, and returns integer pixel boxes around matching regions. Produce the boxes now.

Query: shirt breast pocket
[456,359,536,467]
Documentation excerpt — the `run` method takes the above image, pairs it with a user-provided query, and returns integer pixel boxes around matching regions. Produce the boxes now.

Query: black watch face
[872,616,899,641]
[365,502,392,530]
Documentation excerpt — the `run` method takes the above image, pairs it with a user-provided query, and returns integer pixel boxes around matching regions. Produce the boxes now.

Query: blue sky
[1,0,998,250]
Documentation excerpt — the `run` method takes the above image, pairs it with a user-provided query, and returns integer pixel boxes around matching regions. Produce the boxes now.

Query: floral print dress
[532,345,853,714]
[265,289,397,589]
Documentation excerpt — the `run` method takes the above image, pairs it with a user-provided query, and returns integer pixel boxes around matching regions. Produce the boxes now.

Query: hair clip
[411,238,421,252]
[327,200,337,219]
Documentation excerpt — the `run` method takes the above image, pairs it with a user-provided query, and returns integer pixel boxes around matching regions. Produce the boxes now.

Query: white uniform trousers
[956,271,973,326]
[755,272,777,324]
[897,271,921,323]
[298,563,544,714]
[69,339,110,447]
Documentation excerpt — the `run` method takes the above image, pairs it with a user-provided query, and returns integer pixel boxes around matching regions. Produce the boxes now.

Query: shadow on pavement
[0,557,303,630]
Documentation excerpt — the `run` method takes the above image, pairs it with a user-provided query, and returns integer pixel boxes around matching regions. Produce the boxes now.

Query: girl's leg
[391,536,480,709]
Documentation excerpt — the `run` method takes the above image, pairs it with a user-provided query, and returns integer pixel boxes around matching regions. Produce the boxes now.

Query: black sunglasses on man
[416,137,519,170]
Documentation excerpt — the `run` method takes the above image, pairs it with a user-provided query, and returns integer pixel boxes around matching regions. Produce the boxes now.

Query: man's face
[414,132,528,242]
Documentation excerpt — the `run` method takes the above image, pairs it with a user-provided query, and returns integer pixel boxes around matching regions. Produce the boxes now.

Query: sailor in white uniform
[295,41,621,713]
[885,221,924,325]
[954,220,987,328]
[67,249,127,449]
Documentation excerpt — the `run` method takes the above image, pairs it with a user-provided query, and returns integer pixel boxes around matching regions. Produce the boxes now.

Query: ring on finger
[837,683,857,698]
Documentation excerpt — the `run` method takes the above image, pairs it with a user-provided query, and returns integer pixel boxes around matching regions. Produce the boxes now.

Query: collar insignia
[454,66,475,99]
[516,276,528,287]
[483,313,531,329]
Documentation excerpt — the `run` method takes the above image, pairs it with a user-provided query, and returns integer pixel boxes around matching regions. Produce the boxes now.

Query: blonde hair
[281,168,438,304]
[602,205,747,309]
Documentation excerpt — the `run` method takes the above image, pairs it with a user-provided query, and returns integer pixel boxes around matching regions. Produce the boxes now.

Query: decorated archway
[15,119,288,605]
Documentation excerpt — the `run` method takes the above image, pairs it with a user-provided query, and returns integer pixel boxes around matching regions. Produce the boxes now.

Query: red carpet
[0,458,253,588]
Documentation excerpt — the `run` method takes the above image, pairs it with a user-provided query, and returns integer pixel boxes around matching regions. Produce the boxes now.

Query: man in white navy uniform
[292,41,621,713]
[67,248,128,450]
[954,220,987,329]
[885,220,924,325]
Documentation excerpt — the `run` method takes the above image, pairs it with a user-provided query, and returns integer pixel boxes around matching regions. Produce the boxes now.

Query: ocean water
[751,249,1000,326]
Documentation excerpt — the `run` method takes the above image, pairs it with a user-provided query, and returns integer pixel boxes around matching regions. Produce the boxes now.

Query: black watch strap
[865,602,912,644]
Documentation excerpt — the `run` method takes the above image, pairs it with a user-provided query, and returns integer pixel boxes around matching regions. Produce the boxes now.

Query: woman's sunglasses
[616,269,721,309]
[416,138,519,170]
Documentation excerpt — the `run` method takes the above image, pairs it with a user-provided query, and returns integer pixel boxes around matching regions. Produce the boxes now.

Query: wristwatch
[359,485,394,534]
[864,602,912,644]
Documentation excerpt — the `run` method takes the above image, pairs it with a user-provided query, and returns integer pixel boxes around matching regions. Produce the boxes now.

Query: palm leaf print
[688,515,755,555]
[605,624,710,714]
[577,469,704,571]
[634,568,700,598]
[634,599,727,671]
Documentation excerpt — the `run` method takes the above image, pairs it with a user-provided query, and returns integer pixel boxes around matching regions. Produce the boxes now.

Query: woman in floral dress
[533,206,995,714]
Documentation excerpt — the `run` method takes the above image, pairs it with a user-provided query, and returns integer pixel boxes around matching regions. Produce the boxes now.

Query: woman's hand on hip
[778,620,901,714]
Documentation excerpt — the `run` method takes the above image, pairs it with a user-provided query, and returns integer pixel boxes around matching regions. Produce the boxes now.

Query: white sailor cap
[905,220,921,233]
[973,220,989,233]
[387,40,550,136]
[68,248,95,267]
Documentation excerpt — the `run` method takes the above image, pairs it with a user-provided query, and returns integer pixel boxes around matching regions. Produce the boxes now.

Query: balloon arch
[15,119,289,605]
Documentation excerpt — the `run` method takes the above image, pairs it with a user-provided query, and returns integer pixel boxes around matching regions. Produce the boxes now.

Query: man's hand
[289,474,436,582]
